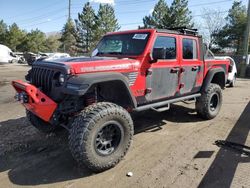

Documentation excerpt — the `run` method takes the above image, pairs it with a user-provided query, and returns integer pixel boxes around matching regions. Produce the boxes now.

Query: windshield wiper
[97,52,123,55]
[107,52,123,55]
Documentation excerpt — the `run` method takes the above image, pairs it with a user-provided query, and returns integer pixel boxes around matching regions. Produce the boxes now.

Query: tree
[201,9,225,49]
[142,0,193,29]
[45,34,61,52]
[95,4,120,42]
[75,2,96,53]
[213,1,247,54]
[166,0,193,28]
[22,29,47,53]
[0,20,8,44]
[60,19,77,56]
[5,23,26,51]
[142,0,169,29]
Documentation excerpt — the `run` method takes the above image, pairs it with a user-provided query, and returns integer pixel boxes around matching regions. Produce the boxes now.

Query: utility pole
[241,0,250,77]
[68,0,71,21]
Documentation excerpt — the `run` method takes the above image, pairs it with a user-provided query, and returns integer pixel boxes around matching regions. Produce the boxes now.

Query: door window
[182,38,197,59]
[153,36,176,59]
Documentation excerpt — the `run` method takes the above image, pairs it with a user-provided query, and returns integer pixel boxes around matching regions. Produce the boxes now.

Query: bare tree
[202,8,226,48]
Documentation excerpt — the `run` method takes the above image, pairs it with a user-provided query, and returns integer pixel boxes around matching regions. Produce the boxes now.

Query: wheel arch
[89,80,137,109]
[65,72,137,109]
[202,68,226,91]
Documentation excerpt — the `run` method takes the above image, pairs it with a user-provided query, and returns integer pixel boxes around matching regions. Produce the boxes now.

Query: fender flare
[63,72,137,108]
[202,67,226,92]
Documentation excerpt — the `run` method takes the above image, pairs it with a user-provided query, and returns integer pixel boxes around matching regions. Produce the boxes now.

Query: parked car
[0,44,19,64]
[13,52,26,64]
[215,56,237,87]
[23,52,39,66]
[37,53,70,61]
[12,28,230,172]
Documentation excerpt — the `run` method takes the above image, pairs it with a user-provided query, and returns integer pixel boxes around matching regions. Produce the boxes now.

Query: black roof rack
[156,27,199,37]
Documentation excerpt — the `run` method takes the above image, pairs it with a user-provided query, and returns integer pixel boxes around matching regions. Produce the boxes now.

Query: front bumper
[12,80,57,122]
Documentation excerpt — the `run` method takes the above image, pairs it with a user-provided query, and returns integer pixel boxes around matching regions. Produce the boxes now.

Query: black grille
[31,67,55,93]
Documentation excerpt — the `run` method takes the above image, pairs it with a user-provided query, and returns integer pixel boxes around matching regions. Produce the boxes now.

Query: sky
[0,0,248,33]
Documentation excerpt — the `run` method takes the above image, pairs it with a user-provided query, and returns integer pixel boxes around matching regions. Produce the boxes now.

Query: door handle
[170,67,180,74]
[192,66,199,71]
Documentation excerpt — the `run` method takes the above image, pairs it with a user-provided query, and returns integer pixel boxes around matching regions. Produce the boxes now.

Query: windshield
[94,32,150,56]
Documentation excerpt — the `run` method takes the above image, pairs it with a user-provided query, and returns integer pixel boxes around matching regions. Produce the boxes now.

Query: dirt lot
[0,64,250,188]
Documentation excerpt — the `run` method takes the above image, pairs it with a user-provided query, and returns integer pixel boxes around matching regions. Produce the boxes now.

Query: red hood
[61,57,141,74]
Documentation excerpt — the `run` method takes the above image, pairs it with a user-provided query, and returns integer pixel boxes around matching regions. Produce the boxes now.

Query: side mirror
[151,48,166,62]
[91,48,98,57]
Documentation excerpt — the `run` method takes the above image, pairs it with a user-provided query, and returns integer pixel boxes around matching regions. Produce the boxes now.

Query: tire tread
[69,102,133,172]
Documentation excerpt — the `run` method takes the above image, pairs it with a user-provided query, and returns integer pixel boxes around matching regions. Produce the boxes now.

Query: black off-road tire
[196,83,222,120]
[26,110,59,133]
[69,102,134,172]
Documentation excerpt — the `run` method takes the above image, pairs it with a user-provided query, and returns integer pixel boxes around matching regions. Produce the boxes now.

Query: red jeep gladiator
[12,28,229,172]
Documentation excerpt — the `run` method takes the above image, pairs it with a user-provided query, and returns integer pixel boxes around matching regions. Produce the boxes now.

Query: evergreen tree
[167,0,193,28]
[60,19,77,56]
[45,34,61,52]
[5,23,26,51]
[75,2,96,53]
[142,0,169,29]
[95,4,120,42]
[0,20,8,44]
[21,29,47,53]
[142,0,193,29]
[213,1,247,54]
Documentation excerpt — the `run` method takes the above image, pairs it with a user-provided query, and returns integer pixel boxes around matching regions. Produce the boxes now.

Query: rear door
[146,34,180,101]
[179,37,203,95]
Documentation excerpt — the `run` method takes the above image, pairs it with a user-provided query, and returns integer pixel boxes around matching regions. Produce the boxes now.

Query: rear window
[183,38,198,59]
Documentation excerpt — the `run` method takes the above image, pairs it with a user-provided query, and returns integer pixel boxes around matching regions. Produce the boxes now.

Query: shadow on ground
[0,103,202,186]
[198,101,250,188]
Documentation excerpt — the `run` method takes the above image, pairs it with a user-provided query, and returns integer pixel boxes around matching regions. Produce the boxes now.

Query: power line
[72,0,156,6]
[193,10,228,17]
[4,0,64,20]
[16,0,231,27]
[5,0,233,27]
[189,0,232,7]
[72,0,232,7]
[119,10,229,26]
[72,0,233,15]
[20,15,67,28]
[15,7,68,24]
[2,0,233,31]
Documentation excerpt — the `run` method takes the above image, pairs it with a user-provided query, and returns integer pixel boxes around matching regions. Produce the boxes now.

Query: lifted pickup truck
[12,28,230,172]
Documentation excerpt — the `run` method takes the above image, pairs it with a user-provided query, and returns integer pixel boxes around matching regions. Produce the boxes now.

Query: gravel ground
[0,63,250,188]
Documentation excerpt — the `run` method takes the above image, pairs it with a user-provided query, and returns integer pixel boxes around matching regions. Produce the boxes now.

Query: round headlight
[58,73,65,85]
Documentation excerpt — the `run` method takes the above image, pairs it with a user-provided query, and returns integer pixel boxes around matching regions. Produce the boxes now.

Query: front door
[146,35,180,102]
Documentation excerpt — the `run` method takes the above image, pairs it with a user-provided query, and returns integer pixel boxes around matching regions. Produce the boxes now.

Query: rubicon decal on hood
[80,63,139,72]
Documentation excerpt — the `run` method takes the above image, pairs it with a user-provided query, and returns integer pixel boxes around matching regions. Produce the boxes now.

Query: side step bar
[151,104,170,112]
[135,93,201,112]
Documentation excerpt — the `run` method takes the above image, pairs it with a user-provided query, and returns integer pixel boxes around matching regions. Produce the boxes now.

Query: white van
[0,44,18,64]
